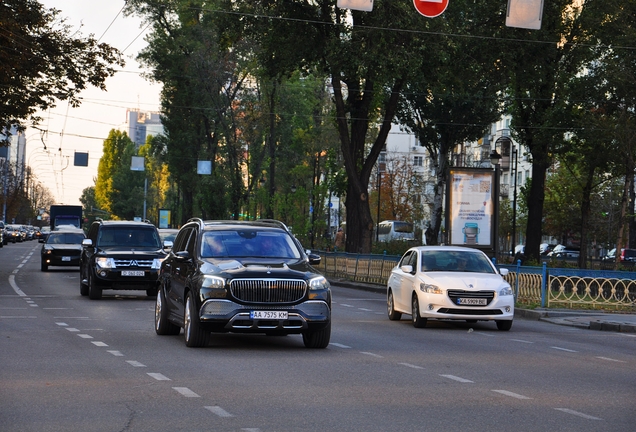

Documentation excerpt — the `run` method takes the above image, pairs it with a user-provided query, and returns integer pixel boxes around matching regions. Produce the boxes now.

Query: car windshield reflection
[421,251,495,274]
[201,230,301,259]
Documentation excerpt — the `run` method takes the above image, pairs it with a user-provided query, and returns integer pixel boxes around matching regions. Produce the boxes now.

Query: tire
[496,320,513,331]
[79,266,89,296]
[387,290,402,321]
[40,260,48,271]
[411,294,427,328]
[184,292,208,347]
[155,288,180,335]
[88,272,102,300]
[302,320,331,349]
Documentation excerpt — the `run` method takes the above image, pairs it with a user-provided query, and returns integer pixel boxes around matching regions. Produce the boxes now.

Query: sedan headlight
[202,275,225,289]
[43,248,52,255]
[95,257,116,269]
[420,283,443,294]
[308,276,330,290]
[499,286,514,296]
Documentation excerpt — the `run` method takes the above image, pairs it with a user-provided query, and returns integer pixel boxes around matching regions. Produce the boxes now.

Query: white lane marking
[66,328,80,332]
[596,356,626,363]
[241,429,262,432]
[173,387,200,397]
[92,342,108,347]
[0,315,37,319]
[492,390,531,399]
[358,308,373,311]
[340,304,354,308]
[126,361,146,367]
[107,351,124,357]
[551,346,578,353]
[399,363,424,369]
[330,343,351,349]
[77,334,93,339]
[360,352,383,358]
[440,374,473,383]
[29,304,39,307]
[16,264,24,269]
[8,275,27,297]
[205,406,234,417]
[26,300,35,304]
[555,408,602,420]
[511,339,533,343]
[620,333,636,338]
[148,373,171,381]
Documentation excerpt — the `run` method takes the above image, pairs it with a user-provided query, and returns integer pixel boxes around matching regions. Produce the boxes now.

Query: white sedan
[386,246,514,330]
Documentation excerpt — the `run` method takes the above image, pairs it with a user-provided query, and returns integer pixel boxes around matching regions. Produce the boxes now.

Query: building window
[414,156,423,167]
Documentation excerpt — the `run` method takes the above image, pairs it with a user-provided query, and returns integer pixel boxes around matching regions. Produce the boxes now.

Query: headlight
[420,283,443,294]
[44,248,52,255]
[499,286,514,296]
[151,258,164,269]
[95,257,116,269]
[308,276,330,290]
[202,275,225,289]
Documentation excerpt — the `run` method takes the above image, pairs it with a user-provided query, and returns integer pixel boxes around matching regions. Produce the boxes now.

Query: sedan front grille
[114,259,154,268]
[447,290,494,307]
[230,279,307,303]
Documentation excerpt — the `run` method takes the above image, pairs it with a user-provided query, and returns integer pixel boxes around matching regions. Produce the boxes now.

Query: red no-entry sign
[413,0,449,18]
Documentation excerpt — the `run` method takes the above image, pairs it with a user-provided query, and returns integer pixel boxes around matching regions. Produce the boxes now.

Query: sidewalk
[328,278,636,334]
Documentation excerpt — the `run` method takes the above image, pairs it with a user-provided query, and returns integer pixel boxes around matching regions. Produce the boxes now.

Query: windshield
[201,230,301,259]
[421,250,495,274]
[97,227,161,249]
[46,233,85,244]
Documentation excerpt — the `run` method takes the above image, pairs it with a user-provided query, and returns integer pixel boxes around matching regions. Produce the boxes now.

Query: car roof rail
[187,217,204,226]
[255,219,291,233]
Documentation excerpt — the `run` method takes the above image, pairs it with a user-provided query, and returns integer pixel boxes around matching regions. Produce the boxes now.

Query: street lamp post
[511,148,518,253]
[490,150,502,262]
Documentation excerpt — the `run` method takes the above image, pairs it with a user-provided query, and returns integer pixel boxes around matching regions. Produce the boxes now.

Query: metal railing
[318,252,636,311]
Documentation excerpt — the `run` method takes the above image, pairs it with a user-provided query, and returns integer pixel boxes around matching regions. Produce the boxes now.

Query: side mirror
[499,268,509,276]
[307,253,321,265]
[163,240,173,249]
[175,250,190,261]
[82,238,93,248]
[400,265,414,274]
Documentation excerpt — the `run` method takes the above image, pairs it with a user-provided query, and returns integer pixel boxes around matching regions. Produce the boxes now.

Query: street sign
[413,0,449,18]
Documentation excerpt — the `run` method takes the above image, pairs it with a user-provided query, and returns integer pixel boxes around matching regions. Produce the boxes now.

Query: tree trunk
[524,159,549,263]
[577,166,595,269]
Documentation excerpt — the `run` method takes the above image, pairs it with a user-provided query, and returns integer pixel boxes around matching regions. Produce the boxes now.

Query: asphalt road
[1,241,634,431]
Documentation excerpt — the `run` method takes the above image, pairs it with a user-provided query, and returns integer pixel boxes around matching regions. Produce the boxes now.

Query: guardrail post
[541,261,547,308]
[515,259,521,300]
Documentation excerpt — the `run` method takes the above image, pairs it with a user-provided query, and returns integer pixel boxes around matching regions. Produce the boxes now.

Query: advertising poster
[159,209,171,229]
[448,169,494,247]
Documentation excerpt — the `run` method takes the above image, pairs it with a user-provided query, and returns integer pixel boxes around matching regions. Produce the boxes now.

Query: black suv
[155,219,332,348]
[80,220,167,300]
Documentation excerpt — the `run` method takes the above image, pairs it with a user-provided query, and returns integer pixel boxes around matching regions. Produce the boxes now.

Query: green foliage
[0,0,123,141]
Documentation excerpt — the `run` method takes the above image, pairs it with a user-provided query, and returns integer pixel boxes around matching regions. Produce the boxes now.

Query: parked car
[548,244,580,258]
[386,246,514,331]
[80,220,167,300]
[602,248,636,262]
[0,221,4,247]
[41,229,86,271]
[156,219,332,348]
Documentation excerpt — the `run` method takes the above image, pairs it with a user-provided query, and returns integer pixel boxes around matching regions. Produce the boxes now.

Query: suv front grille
[230,279,307,303]
[114,259,154,268]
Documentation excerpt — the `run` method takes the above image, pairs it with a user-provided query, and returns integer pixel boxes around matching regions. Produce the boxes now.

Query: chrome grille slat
[114,259,153,268]
[230,279,307,303]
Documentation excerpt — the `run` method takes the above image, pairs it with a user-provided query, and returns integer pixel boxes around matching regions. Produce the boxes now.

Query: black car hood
[96,248,167,258]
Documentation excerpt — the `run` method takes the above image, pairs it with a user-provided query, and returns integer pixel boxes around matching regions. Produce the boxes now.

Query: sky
[27,1,162,206]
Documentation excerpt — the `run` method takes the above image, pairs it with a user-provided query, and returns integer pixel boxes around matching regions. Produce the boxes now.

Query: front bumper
[199,299,331,333]
[93,267,160,289]
[417,292,514,321]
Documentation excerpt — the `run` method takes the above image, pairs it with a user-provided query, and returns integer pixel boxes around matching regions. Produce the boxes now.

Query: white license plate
[458,298,487,306]
[62,256,71,261]
[122,270,145,276]
[250,311,288,319]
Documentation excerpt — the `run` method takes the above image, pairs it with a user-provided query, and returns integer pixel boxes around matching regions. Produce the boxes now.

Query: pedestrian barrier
[318,252,636,311]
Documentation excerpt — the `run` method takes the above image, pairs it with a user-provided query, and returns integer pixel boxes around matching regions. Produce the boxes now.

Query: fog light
[427,304,434,311]
[100,271,107,277]
[505,306,511,312]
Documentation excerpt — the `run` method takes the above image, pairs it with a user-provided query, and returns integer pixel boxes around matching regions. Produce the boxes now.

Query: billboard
[446,168,496,250]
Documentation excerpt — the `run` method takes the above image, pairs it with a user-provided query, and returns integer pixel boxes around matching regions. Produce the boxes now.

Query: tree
[0,0,123,141]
